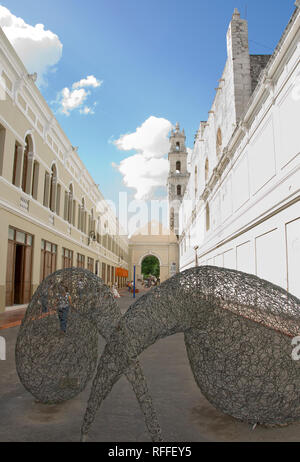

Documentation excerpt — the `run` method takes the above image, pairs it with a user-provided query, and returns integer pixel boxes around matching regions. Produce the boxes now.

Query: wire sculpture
[15,268,162,442]
[16,266,300,442]
[80,266,300,440]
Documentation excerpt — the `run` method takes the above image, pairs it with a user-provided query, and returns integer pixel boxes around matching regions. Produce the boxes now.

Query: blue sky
[0,0,296,206]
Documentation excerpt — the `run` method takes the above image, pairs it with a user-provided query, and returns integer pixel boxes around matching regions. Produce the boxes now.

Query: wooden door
[23,245,32,303]
[6,241,15,306]
[51,253,56,273]
[14,245,24,305]
[40,251,45,282]
[45,252,52,278]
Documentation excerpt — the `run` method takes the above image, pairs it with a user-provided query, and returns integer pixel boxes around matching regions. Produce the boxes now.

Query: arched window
[56,184,61,215]
[49,165,57,212]
[89,208,95,236]
[78,203,81,230]
[22,135,34,194]
[216,128,222,158]
[176,142,180,151]
[206,203,210,231]
[97,216,101,243]
[176,161,181,172]
[68,184,73,224]
[177,185,182,196]
[21,138,29,192]
[12,142,21,186]
[80,198,86,233]
[205,158,209,184]
[72,197,76,226]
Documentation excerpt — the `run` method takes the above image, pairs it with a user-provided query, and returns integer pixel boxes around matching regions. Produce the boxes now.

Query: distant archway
[141,255,160,279]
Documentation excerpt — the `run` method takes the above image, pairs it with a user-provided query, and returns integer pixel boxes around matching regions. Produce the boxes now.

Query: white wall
[180,7,300,299]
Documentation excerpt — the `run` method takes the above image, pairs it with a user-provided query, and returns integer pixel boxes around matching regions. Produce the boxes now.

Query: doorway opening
[141,255,160,279]
[14,245,25,305]
[6,227,33,307]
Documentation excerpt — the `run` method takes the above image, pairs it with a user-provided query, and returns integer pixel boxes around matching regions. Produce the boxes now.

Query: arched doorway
[141,255,160,280]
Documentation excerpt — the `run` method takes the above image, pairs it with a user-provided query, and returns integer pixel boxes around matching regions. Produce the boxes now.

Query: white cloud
[80,106,94,115]
[0,6,63,86]
[113,116,173,200]
[79,103,98,115]
[114,116,172,160]
[60,87,89,116]
[57,77,100,116]
[116,154,169,200]
[73,75,102,89]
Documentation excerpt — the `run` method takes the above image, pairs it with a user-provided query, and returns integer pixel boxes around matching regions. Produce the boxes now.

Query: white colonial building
[0,25,129,312]
[179,5,300,298]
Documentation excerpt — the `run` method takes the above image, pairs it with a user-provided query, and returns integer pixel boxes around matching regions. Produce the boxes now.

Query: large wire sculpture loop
[16,266,300,441]
[81,267,300,439]
[16,268,162,441]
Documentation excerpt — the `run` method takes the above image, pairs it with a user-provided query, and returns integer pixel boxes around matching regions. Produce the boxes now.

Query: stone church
[179,4,300,298]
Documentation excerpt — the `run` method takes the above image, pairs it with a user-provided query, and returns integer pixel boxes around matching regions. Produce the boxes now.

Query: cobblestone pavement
[0,287,300,442]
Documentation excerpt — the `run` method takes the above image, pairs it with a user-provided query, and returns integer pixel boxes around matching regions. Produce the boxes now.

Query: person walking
[112,283,121,298]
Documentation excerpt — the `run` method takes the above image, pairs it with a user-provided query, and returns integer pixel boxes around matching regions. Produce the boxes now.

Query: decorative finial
[28,72,38,83]
[175,122,180,132]
[232,8,240,19]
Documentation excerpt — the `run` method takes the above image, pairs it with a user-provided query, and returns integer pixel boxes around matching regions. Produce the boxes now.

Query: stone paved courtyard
[1,287,300,442]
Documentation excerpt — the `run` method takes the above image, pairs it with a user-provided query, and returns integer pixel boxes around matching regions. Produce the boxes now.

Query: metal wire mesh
[81,266,300,438]
[15,266,300,441]
[15,268,162,441]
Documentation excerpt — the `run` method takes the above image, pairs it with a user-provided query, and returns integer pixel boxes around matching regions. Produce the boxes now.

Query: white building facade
[0,25,129,312]
[179,5,300,298]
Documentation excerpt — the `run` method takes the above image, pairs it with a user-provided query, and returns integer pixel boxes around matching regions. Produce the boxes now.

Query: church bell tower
[167,122,190,238]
